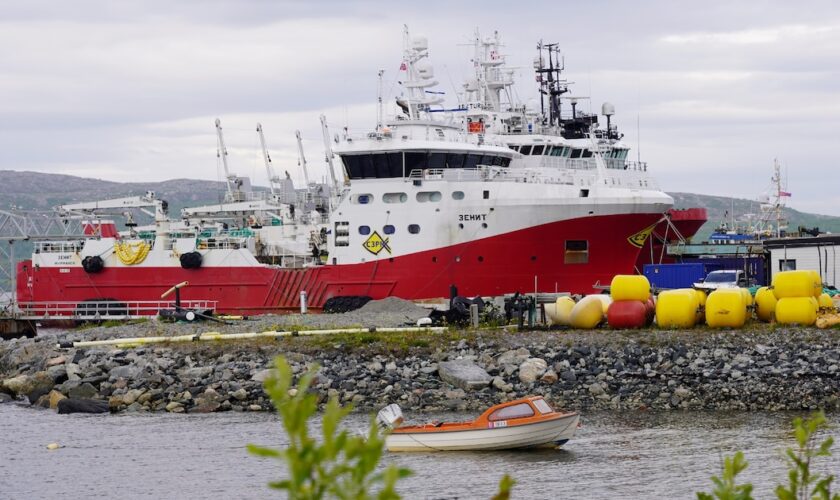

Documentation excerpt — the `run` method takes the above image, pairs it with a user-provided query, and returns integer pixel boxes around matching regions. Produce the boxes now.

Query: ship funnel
[376,403,404,430]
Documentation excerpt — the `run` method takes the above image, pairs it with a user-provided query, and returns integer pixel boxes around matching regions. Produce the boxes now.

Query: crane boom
[295,130,311,189]
[256,123,278,196]
[319,114,339,191]
[58,191,167,222]
[215,118,236,198]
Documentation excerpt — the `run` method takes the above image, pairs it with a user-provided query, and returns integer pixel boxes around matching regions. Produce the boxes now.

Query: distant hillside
[0,170,235,216]
[670,192,840,240]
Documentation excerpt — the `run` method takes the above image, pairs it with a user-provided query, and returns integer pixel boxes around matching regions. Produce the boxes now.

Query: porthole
[452,191,465,200]
[383,192,408,204]
[383,225,395,235]
[358,226,371,235]
[481,223,488,229]
[408,224,420,234]
[351,193,374,204]
[458,223,464,229]
[416,191,442,203]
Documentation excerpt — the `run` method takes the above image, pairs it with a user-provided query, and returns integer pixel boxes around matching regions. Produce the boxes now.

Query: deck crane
[215,118,244,202]
[295,130,312,193]
[57,191,168,223]
[319,114,341,192]
[256,123,282,198]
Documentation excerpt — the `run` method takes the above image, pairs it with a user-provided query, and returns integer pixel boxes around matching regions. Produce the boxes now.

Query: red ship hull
[17,212,662,316]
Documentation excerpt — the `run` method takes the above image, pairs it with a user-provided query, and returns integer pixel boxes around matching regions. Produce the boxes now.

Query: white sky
[2,1,839,215]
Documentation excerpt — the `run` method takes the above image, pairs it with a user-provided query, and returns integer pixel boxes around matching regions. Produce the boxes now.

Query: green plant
[775,412,838,500]
[698,413,838,500]
[697,451,753,500]
[248,356,411,499]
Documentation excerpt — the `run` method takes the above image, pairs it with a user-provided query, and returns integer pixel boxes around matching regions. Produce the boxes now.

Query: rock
[251,369,274,383]
[518,358,548,384]
[57,398,109,414]
[165,401,185,413]
[109,365,141,381]
[3,372,54,396]
[191,400,221,413]
[419,364,438,375]
[69,382,98,400]
[47,365,67,383]
[492,376,514,392]
[46,355,67,367]
[231,388,248,401]
[122,389,145,406]
[540,370,559,384]
[497,348,531,367]
[248,404,263,411]
[181,366,213,380]
[438,360,492,391]
[561,370,577,382]
[109,395,124,410]
[66,363,82,381]
[49,390,67,410]
[588,383,605,396]
[0,393,13,403]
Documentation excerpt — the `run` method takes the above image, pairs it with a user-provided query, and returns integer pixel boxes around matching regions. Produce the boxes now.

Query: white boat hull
[385,413,579,452]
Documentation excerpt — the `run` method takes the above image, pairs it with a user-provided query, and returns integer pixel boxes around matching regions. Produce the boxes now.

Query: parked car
[693,270,747,291]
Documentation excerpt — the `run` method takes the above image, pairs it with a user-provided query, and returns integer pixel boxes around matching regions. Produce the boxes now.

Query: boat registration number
[489,420,508,429]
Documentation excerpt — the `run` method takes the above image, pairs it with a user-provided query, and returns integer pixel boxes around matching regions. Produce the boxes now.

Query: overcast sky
[2,1,839,216]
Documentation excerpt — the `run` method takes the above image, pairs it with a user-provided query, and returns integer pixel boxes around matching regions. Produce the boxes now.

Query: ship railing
[13,299,219,320]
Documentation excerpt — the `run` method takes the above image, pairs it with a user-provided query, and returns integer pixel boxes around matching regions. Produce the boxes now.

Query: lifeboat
[378,396,579,452]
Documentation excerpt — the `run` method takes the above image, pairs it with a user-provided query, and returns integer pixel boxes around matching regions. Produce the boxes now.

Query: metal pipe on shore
[57,326,447,349]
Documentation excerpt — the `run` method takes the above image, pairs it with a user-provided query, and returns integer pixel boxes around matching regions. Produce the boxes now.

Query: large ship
[15,28,673,317]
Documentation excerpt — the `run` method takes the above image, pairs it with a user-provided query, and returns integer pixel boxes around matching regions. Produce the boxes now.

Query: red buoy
[607,300,649,329]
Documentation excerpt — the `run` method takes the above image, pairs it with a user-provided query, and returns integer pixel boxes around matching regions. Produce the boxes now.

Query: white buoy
[46,443,62,450]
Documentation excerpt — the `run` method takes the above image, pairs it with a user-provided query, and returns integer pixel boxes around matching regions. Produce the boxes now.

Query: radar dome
[415,60,434,79]
[601,102,615,116]
[411,36,428,51]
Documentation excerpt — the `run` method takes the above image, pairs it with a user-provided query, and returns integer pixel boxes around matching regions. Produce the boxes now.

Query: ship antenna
[376,69,384,131]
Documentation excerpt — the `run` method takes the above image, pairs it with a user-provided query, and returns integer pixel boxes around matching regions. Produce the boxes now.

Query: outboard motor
[376,404,404,430]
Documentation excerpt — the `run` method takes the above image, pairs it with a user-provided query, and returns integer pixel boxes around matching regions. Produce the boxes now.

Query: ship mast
[319,114,341,191]
[295,130,311,197]
[400,25,443,120]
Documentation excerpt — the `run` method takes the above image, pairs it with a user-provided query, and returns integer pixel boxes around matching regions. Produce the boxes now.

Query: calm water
[1,404,838,499]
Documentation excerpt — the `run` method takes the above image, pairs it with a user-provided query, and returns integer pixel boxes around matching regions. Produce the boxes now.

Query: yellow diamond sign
[627,223,657,248]
[362,231,391,255]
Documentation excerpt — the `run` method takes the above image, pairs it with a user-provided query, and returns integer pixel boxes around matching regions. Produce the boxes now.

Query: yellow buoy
[706,289,747,328]
[589,294,613,315]
[570,295,605,329]
[775,297,818,326]
[739,288,753,307]
[610,275,651,301]
[693,289,707,307]
[772,270,822,299]
[754,286,777,322]
[818,293,834,310]
[692,289,707,324]
[547,296,576,326]
[655,289,699,329]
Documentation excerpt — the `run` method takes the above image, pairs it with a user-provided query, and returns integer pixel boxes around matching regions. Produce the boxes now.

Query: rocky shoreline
[2,315,840,415]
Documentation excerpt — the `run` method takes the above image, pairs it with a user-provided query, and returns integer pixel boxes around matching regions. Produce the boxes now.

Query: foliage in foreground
[697,412,839,500]
[248,356,411,499]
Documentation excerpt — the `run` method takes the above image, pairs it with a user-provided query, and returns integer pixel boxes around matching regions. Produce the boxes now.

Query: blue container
[682,257,767,286]
[643,263,723,290]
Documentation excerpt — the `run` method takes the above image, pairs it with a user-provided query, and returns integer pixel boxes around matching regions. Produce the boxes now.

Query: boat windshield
[533,398,553,414]
[488,402,534,421]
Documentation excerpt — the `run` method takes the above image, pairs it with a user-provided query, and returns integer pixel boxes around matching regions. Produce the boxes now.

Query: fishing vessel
[15,28,674,318]
[378,396,580,452]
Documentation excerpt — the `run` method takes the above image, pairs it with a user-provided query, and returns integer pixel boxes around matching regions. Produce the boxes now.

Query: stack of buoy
[607,275,653,329]
[705,288,748,328]
[655,289,701,328]
[773,270,820,326]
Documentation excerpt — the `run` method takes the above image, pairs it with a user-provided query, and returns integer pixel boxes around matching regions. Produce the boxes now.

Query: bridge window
[519,145,532,155]
[446,153,465,169]
[570,149,582,158]
[429,152,446,169]
[532,145,544,155]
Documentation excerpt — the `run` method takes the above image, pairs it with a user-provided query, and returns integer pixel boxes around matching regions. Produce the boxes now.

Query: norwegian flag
[779,191,792,197]
[399,61,407,71]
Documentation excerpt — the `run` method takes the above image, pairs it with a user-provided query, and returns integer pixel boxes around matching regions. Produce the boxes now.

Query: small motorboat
[378,396,579,452]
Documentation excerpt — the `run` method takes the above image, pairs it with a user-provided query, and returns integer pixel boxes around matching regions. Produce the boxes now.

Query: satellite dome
[601,102,615,116]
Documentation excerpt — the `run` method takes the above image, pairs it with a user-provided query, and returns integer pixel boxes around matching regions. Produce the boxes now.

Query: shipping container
[643,262,723,290]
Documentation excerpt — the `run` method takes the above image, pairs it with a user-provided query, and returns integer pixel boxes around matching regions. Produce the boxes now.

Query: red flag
[399,61,407,71]
[779,191,792,197]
